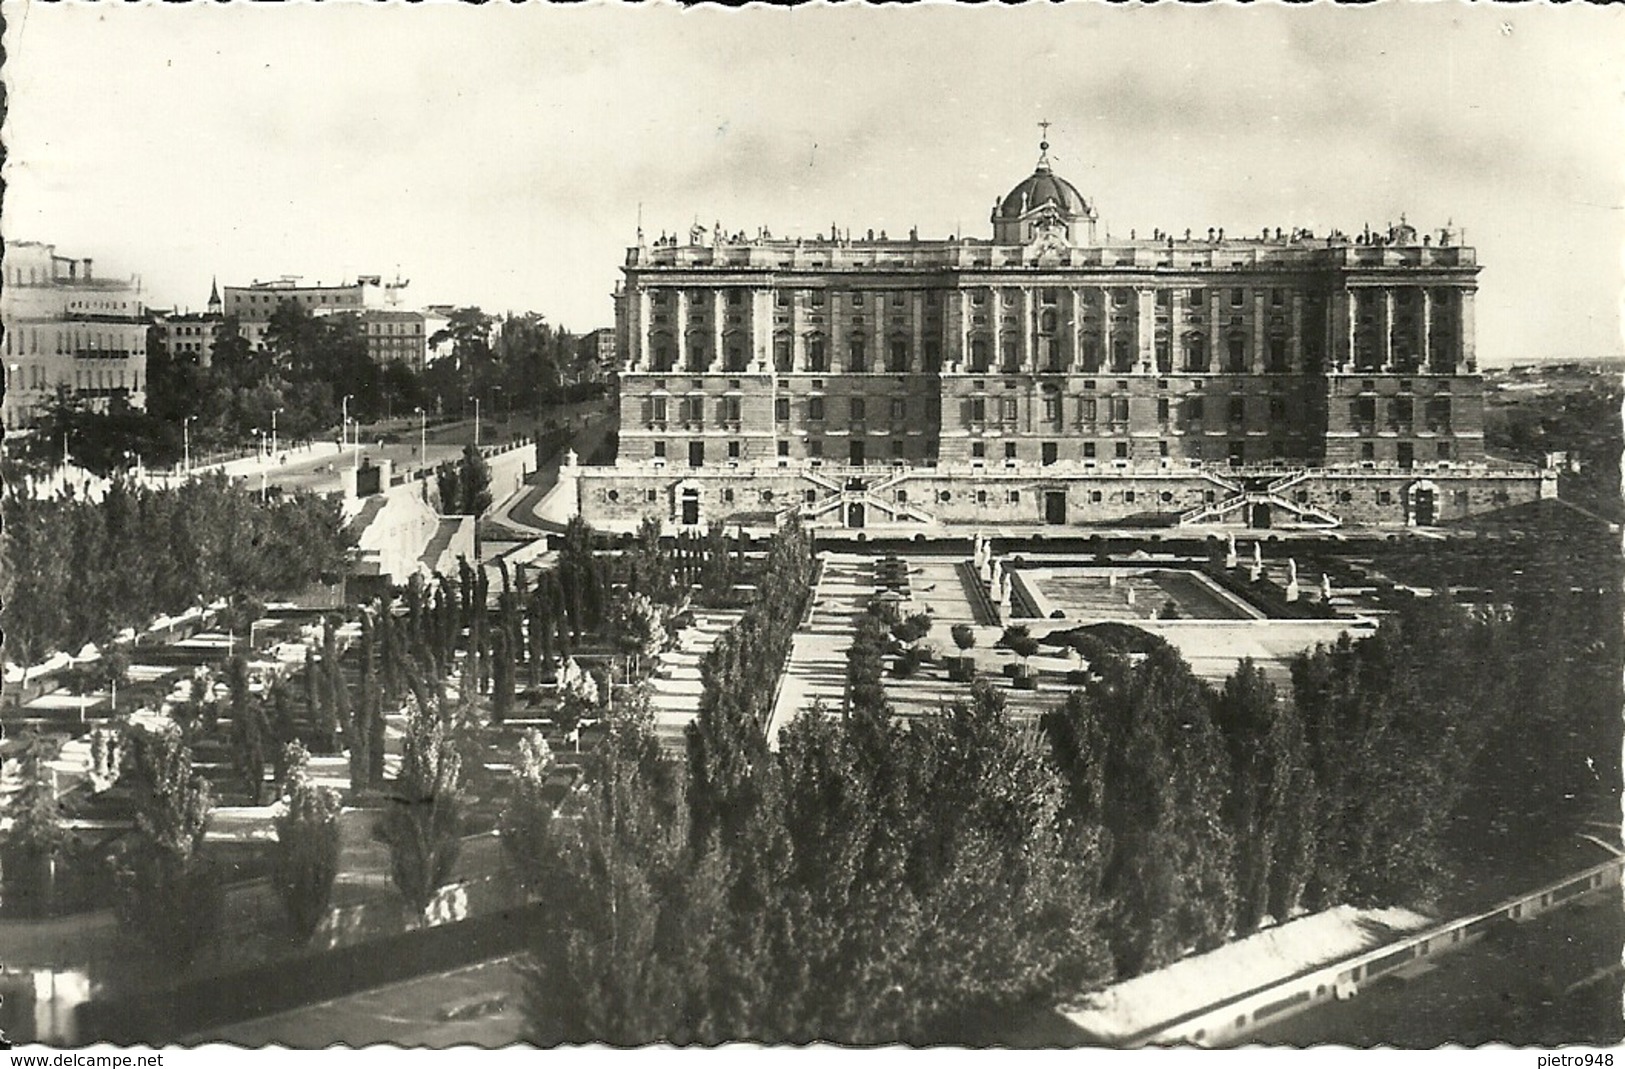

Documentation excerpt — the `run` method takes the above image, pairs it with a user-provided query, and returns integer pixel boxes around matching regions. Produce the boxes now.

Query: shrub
[273,743,342,944]
[378,682,465,918]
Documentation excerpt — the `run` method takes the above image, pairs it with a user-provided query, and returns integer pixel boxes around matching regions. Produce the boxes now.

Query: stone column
[1460,288,1476,370]
[1071,287,1085,372]
[713,290,726,372]
[752,289,773,372]
[1420,287,1433,372]
[1104,288,1116,372]
[1289,291,1305,372]
[1340,288,1356,370]
[910,290,924,374]
[636,286,652,370]
[792,292,806,371]
[676,289,690,370]
[993,288,1007,371]
[1136,289,1156,372]
[958,289,973,371]
[1252,289,1267,373]
[1381,288,1395,372]
[1207,289,1221,374]
[1021,286,1035,370]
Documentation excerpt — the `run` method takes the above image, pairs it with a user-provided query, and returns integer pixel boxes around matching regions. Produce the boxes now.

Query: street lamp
[272,407,283,462]
[342,395,352,449]
[183,415,196,475]
[474,396,481,449]
[415,406,426,467]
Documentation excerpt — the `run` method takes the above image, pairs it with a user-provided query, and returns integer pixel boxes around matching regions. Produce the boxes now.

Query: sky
[4,0,1623,364]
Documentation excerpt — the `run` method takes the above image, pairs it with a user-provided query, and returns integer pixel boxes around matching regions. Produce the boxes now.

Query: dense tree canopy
[0,474,347,666]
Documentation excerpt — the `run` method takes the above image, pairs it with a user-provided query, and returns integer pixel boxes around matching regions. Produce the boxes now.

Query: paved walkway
[765,553,873,745]
[647,610,745,752]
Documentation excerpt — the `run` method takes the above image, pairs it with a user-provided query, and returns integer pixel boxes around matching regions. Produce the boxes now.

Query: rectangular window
[1229,397,1246,425]
[1041,441,1058,465]
[810,291,825,307]
[850,397,866,422]
[969,398,986,422]
[849,339,867,372]
[1190,288,1206,306]
[1000,397,1018,423]
[1044,396,1061,424]
[1156,398,1170,423]
[972,441,986,459]
[851,292,865,308]
[891,439,905,458]
[653,440,667,459]
[808,439,823,458]
[775,397,790,422]
[1426,397,1452,432]
[1231,288,1245,307]
[1115,441,1130,459]
[808,396,825,422]
[1005,441,1018,459]
[1083,441,1097,459]
[777,440,789,457]
[890,397,907,421]
[1390,397,1414,430]
[728,440,741,459]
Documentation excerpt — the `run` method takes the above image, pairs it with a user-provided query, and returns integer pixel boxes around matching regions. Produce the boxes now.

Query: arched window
[650,332,674,371]
[1185,333,1208,372]
[723,331,747,372]
[1227,334,1247,372]
[888,337,909,372]
[969,337,990,372]
[806,334,828,372]
[848,335,868,372]
[1111,337,1133,372]
[1081,336,1101,373]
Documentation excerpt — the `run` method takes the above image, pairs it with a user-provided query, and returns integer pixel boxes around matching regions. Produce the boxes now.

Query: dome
[996,158,1089,221]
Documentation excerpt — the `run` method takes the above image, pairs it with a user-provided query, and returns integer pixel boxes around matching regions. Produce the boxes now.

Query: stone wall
[576,459,1550,534]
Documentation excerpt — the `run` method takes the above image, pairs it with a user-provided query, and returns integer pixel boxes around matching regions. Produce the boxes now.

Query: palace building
[576,140,1550,533]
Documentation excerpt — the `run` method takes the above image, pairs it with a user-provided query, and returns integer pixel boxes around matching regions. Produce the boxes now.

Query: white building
[2,241,149,427]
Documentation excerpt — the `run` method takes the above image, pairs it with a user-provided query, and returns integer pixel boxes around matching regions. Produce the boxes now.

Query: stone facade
[582,142,1543,534]
[578,460,1551,535]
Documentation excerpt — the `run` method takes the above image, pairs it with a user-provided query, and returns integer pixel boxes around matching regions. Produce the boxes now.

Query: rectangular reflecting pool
[1016,566,1267,622]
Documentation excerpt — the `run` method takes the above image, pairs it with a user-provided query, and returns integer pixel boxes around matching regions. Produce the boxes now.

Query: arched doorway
[680,487,701,527]
[847,502,866,529]
[1249,502,1272,529]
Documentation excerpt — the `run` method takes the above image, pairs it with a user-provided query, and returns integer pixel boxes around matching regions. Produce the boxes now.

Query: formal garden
[3,462,1619,1044]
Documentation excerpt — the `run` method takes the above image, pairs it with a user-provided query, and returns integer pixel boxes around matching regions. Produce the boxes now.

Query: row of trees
[514,560,1621,1042]
[13,300,606,480]
[0,475,346,670]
